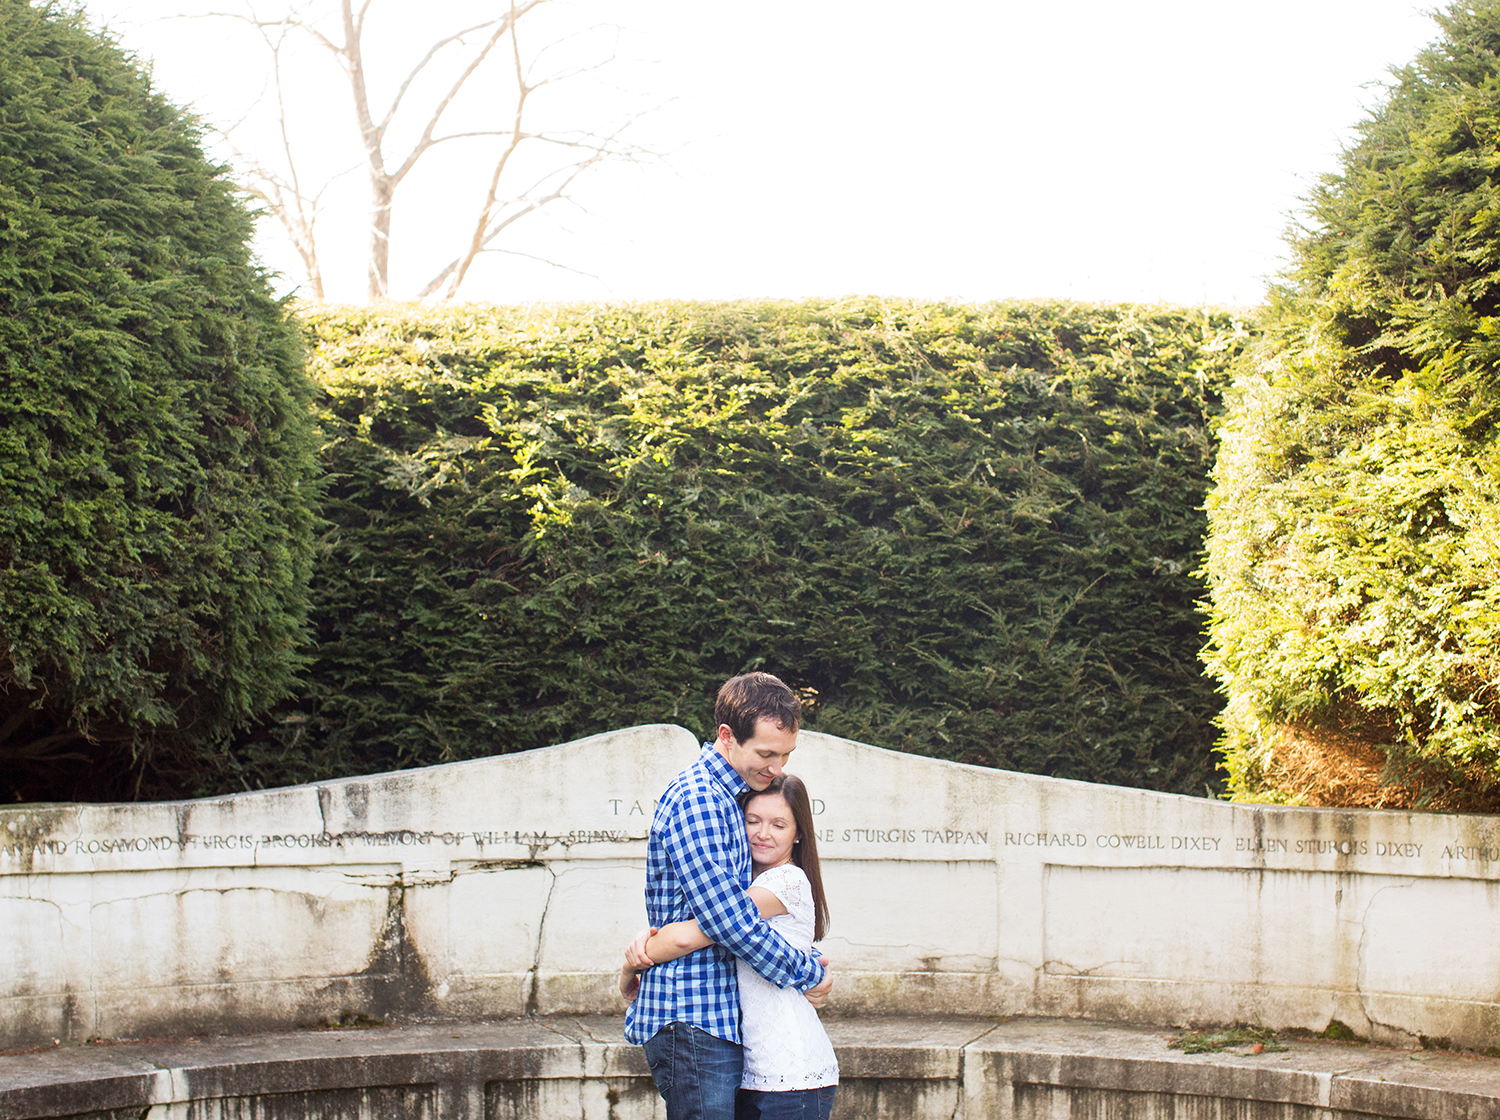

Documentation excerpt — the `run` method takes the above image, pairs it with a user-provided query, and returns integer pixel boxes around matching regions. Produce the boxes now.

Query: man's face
[716,717,797,791]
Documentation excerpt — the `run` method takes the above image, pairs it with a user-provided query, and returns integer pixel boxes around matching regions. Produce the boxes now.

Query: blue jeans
[735,1086,837,1120]
[642,1022,744,1120]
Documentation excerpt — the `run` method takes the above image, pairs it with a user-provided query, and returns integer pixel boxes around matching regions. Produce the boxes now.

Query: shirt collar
[699,741,749,797]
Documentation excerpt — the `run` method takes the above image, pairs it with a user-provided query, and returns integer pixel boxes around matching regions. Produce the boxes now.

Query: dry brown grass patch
[1262,722,1500,813]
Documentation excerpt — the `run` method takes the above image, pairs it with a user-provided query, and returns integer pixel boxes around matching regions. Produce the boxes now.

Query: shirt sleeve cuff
[794,951,826,991]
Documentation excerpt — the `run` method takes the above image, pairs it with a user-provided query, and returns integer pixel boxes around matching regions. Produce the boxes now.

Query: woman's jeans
[643,1022,743,1120]
[735,1085,837,1120]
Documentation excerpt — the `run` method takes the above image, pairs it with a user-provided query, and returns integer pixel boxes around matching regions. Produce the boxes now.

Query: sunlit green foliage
[240,298,1244,797]
[1204,1,1500,807]
[0,0,317,802]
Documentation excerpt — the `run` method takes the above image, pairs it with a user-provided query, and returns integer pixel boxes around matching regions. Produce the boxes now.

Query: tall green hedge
[0,0,317,803]
[1203,0,1500,808]
[236,298,1244,797]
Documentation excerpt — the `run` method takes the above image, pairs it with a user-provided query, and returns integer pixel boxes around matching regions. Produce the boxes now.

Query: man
[625,672,832,1120]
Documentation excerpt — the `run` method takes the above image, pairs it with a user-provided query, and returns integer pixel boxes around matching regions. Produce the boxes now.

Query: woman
[620,773,838,1120]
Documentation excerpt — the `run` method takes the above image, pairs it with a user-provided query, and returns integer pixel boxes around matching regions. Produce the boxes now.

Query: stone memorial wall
[3,725,1498,1051]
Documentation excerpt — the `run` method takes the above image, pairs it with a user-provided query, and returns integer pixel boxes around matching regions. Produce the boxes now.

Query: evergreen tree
[1204,1,1500,808]
[0,0,318,801]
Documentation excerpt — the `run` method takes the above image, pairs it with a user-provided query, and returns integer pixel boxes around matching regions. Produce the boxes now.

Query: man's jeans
[642,1022,743,1120]
[736,1086,837,1120]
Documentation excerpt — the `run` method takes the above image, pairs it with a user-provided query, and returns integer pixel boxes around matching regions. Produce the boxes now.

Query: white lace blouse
[737,863,840,1091]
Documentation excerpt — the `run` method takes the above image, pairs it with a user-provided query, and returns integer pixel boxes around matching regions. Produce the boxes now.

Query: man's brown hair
[714,672,801,744]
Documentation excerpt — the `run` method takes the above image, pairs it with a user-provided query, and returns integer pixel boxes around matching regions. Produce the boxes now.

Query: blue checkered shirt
[624,745,826,1045]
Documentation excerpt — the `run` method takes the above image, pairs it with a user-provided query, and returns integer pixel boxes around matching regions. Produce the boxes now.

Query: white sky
[90,0,1442,308]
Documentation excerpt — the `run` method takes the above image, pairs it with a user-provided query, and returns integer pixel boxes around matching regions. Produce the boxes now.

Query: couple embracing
[620,672,839,1120]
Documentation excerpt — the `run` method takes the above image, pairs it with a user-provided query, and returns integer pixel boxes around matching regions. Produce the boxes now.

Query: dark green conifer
[0,0,317,801]
[1204,1,1500,808]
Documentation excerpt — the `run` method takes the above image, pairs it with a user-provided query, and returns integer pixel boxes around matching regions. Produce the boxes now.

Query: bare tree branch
[215,10,333,296]
[187,7,342,56]
[423,151,609,299]
[377,19,505,139]
[186,0,655,300]
[385,4,546,187]
[478,246,603,282]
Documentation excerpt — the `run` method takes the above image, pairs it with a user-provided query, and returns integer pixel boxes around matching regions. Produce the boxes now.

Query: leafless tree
[197,0,648,301]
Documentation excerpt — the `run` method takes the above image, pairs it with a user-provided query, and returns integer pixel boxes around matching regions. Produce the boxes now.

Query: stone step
[3,1015,1498,1120]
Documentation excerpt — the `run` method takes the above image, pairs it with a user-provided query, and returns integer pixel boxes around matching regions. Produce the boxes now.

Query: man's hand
[619,962,641,1002]
[804,956,832,1009]
[619,926,660,1003]
[624,927,658,972]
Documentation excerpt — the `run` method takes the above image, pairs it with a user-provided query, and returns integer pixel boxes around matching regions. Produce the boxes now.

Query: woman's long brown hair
[742,774,829,940]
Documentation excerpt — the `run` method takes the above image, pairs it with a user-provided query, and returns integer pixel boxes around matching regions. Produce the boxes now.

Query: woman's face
[744,792,797,870]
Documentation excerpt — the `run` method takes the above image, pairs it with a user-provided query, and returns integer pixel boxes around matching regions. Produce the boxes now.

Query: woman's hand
[624,926,659,971]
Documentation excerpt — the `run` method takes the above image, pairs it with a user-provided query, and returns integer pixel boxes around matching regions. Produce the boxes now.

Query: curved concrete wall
[4,726,1499,1049]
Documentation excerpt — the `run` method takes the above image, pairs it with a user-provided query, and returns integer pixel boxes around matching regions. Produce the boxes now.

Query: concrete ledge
[3,1016,1498,1120]
[963,1018,1500,1118]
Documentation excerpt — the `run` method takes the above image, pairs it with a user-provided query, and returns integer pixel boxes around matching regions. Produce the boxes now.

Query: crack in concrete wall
[1042,957,1138,977]
[1356,878,1418,1044]
[316,787,333,838]
[84,874,98,1042]
[525,865,559,1017]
